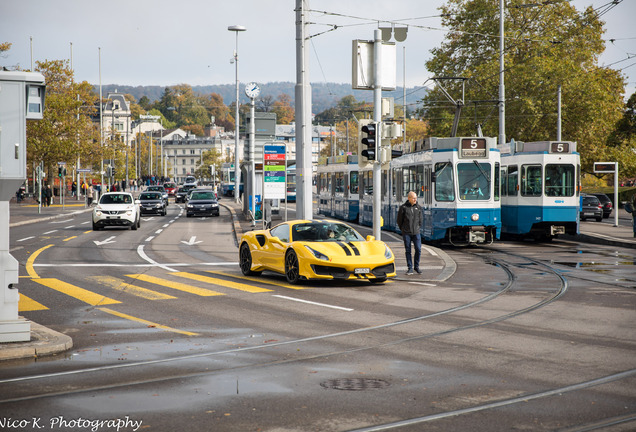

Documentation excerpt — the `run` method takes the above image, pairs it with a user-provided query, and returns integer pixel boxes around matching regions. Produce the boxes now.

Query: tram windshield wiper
[473,160,490,182]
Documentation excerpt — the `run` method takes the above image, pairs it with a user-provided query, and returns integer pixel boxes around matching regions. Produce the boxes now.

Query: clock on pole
[245,82,260,99]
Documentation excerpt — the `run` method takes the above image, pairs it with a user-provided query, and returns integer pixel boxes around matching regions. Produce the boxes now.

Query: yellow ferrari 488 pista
[239,220,396,284]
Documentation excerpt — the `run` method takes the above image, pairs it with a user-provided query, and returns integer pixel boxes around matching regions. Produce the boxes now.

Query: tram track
[0,247,576,407]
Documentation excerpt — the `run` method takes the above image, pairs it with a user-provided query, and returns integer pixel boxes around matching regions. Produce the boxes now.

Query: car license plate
[354,268,370,274]
[584,212,595,216]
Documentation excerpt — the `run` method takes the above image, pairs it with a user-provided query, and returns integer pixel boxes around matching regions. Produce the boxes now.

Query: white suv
[92,192,141,231]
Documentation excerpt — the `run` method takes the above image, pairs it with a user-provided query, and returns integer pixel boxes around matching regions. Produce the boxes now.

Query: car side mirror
[366,235,375,241]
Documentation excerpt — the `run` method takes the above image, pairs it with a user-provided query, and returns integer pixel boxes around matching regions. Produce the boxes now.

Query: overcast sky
[2,0,634,97]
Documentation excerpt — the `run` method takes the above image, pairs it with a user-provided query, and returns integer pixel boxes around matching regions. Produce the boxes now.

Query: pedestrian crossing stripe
[90,276,177,300]
[18,294,48,311]
[126,274,225,296]
[205,270,307,290]
[34,278,121,306]
[173,272,272,293]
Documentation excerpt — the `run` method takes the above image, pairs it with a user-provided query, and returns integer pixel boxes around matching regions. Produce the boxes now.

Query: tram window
[545,164,575,197]
[363,171,373,195]
[402,168,410,197]
[350,171,359,194]
[327,174,333,194]
[501,167,508,197]
[495,162,500,201]
[335,172,345,194]
[435,162,454,201]
[416,166,424,197]
[521,165,542,197]
[381,170,388,198]
[507,165,518,196]
[392,169,399,198]
[577,164,581,197]
[424,166,432,205]
[458,162,491,200]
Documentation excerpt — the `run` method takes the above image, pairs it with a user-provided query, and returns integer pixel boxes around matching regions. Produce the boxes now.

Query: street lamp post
[228,25,246,204]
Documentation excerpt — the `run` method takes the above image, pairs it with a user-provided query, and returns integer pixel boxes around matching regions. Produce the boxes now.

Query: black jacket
[397,199,422,235]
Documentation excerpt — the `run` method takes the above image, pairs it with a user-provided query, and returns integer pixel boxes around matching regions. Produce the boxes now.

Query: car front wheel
[285,250,301,284]
[239,243,261,276]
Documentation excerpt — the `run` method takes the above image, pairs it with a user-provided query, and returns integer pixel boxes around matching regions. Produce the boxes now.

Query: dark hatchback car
[138,191,167,216]
[175,185,195,203]
[580,194,603,222]
[591,193,612,218]
[186,190,220,217]
[146,185,169,205]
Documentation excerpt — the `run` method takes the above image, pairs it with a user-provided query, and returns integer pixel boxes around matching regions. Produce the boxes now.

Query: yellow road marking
[89,276,176,300]
[18,294,48,311]
[83,230,92,234]
[63,236,77,242]
[126,274,225,297]
[206,270,307,290]
[98,307,199,336]
[173,272,272,293]
[34,278,121,306]
[26,244,53,279]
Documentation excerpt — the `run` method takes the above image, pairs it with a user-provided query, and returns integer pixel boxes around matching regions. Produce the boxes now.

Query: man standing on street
[397,191,423,275]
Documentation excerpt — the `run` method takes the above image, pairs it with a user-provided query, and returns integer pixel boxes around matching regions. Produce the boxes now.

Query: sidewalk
[3,198,634,362]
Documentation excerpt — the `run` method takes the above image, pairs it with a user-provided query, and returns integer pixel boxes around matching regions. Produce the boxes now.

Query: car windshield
[147,187,164,191]
[292,222,365,242]
[164,183,176,188]
[583,196,599,205]
[100,194,132,204]
[191,192,215,200]
[140,193,161,200]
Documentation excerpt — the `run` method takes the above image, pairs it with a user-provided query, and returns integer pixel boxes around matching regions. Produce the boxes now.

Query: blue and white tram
[386,136,501,245]
[500,140,580,241]
[316,155,360,222]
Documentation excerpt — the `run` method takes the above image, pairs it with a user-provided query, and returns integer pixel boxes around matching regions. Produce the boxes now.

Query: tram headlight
[471,213,480,221]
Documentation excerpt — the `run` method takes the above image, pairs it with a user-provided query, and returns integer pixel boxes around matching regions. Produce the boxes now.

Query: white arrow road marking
[93,236,116,246]
[180,236,202,246]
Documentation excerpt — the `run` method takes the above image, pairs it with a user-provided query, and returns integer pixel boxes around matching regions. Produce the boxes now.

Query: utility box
[0,70,46,343]
[0,71,46,201]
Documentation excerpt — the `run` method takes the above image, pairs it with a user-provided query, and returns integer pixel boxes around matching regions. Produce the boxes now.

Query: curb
[0,321,73,362]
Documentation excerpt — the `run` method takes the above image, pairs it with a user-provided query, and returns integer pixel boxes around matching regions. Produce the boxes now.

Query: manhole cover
[320,378,390,391]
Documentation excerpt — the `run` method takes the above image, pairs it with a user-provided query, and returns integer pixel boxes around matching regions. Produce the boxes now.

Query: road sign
[77,168,92,173]
[263,144,286,200]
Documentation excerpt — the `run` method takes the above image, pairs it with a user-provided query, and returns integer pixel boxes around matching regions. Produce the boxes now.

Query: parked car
[163,182,177,196]
[591,193,612,218]
[92,192,140,231]
[138,191,167,216]
[580,194,603,222]
[145,185,169,205]
[239,220,396,284]
[186,190,220,217]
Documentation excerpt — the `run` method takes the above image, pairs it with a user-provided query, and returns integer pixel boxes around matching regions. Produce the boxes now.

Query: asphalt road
[1,202,635,432]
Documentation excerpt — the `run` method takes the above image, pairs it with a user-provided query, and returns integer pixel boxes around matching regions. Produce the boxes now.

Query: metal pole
[498,0,506,146]
[614,163,619,228]
[373,29,382,240]
[295,0,313,220]
[250,97,256,226]
[99,47,104,192]
[557,85,562,141]
[228,25,246,204]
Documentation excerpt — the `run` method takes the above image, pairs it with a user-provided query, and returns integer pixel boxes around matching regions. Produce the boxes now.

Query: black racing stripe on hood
[336,241,352,256]
[347,242,360,256]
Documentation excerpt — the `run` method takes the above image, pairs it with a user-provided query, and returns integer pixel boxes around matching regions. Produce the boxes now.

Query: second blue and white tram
[500,140,580,241]
[317,155,360,222]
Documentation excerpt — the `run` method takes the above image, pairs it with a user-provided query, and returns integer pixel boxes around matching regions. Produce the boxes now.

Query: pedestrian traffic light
[111,165,116,177]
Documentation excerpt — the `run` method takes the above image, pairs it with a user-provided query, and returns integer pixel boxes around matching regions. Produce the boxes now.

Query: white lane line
[17,236,35,242]
[137,244,177,272]
[155,229,162,234]
[34,261,238,267]
[65,225,75,229]
[43,230,58,235]
[145,236,155,242]
[409,281,437,287]
[273,294,353,311]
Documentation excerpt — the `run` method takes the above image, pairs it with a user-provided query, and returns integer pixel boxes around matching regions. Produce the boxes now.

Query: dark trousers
[403,233,421,270]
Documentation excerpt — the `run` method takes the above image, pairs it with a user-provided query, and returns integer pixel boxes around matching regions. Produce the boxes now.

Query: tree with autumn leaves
[420,0,635,178]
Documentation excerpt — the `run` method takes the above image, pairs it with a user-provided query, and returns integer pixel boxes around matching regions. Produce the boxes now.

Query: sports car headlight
[384,245,393,259]
[305,245,330,261]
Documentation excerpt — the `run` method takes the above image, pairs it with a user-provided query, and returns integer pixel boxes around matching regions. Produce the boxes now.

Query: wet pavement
[2,194,635,361]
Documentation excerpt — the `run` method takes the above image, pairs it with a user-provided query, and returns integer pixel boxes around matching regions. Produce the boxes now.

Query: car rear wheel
[239,243,261,276]
[285,250,301,284]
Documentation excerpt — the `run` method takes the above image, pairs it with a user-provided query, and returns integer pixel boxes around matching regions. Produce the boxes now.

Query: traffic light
[358,119,378,165]
[58,167,62,177]
[106,165,112,178]
[111,165,117,178]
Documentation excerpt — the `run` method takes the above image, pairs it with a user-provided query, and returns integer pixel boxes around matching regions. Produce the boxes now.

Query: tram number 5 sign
[263,144,286,200]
